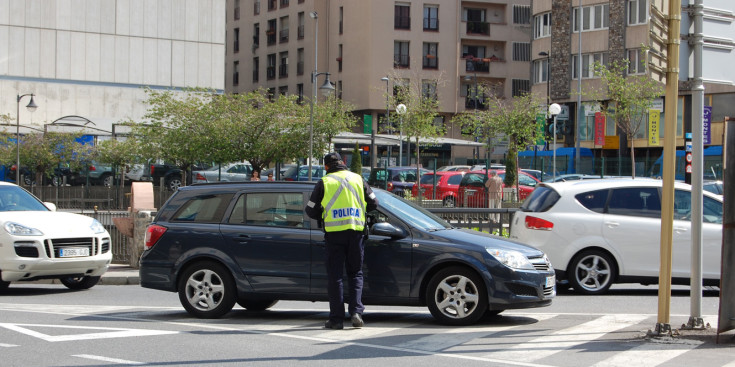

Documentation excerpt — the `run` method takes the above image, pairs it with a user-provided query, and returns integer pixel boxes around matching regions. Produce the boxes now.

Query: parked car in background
[367,166,429,197]
[193,162,253,183]
[470,164,505,172]
[139,182,555,324]
[457,170,540,207]
[411,171,465,207]
[520,169,552,182]
[150,162,212,191]
[436,165,471,172]
[282,165,326,181]
[703,180,723,197]
[542,173,605,182]
[0,182,112,290]
[510,179,723,294]
[261,164,297,180]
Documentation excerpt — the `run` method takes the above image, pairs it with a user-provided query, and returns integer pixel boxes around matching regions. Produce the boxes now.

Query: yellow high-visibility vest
[320,170,367,232]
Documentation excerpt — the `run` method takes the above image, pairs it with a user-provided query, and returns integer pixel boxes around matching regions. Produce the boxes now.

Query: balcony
[267,67,276,80]
[279,29,289,43]
[466,21,490,36]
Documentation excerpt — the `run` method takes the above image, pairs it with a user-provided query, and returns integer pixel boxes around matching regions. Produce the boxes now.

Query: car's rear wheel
[167,175,182,191]
[568,249,617,295]
[425,266,488,326]
[443,196,456,208]
[237,298,278,311]
[101,174,113,187]
[178,261,236,318]
[59,275,100,290]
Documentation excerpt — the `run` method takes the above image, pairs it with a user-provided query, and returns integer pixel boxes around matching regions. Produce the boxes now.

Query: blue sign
[703,106,712,145]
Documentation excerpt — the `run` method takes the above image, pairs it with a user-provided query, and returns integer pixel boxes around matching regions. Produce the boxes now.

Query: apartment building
[530,0,734,175]
[226,0,534,167]
[0,0,225,137]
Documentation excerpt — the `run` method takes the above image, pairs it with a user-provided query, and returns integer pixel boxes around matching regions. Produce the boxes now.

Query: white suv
[0,182,112,290]
[510,178,723,294]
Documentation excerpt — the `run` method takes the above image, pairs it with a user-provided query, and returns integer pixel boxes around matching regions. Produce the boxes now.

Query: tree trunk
[630,136,636,179]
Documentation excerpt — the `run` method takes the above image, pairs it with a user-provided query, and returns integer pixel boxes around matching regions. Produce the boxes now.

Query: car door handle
[605,221,620,228]
[234,234,250,243]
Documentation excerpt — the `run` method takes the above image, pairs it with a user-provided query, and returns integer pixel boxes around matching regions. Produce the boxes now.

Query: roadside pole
[653,0,681,336]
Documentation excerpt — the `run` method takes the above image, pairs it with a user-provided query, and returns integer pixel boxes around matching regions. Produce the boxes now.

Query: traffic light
[545,117,554,139]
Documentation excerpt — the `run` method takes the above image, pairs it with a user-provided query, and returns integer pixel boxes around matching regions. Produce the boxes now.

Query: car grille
[101,238,110,253]
[44,237,97,258]
[543,285,554,297]
[14,242,39,258]
[529,255,552,271]
[506,283,538,297]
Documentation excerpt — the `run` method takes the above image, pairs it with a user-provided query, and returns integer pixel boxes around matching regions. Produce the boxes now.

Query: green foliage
[349,143,362,175]
[18,132,90,183]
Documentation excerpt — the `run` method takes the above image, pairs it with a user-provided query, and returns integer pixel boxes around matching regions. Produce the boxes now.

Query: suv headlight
[90,219,106,234]
[4,222,43,236]
[486,248,534,270]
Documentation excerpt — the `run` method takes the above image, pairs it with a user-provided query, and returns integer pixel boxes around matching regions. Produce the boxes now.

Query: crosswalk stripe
[482,314,649,362]
[590,338,704,367]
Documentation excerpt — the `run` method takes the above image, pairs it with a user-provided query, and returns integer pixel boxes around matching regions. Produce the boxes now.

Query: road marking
[482,314,649,362]
[0,343,18,347]
[590,338,704,367]
[0,323,178,342]
[72,354,145,365]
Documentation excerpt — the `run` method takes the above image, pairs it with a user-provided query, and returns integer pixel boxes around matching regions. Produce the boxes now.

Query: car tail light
[195,173,207,181]
[525,216,554,231]
[145,224,167,250]
[89,165,97,171]
[387,182,394,191]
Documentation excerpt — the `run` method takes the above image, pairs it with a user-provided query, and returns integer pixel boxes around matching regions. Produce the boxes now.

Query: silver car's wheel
[443,197,456,208]
[426,266,487,325]
[568,250,617,295]
[167,176,182,191]
[178,261,235,318]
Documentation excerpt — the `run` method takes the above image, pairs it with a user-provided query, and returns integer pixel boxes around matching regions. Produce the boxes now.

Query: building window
[533,12,551,39]
[280,0,289,8]
[297,12,305,39]
[267,0,276,11]
[628,0,648,25]
[423,5,439,31]
[394,41,410,68]
[464,8,489,35]
[254,0,260,15]
[253,23,260,49]
[279,16,289,43]
[627,49,647,74]
[234,28,240,53]
[339,7,344,34]
[512,42,530,61]
[337,80,343,99]
[395,3,410,30]
[338,44,343,72]
[573,4,609,32]
[422,80,437,101]
[267,54,276,80]
[234,0,240,20]
[266,88,275,101]
[533,59,549,84]
[512,79,530,97]
[279,51,288,78]
[423,42,438,69]
[513,5,530,25]
[572,52,609,79]
[279,86,288,95]
[297,83,304,104]
[297,48,304,75]
[462,45,486,59]
[267,19,277,45]
[233,61,240,86]
[252,57,259,82]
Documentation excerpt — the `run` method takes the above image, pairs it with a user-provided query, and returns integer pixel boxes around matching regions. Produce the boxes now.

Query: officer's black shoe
[351,313,364,328]
[324,320,344,330]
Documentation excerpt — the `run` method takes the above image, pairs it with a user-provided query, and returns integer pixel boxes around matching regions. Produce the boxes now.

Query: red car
[411,171,466,207]
[457,170,540,207]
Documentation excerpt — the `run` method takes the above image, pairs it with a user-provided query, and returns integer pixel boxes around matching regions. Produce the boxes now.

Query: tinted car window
[419,174,437,184]
[460,173,486,187]
[173,194,232,222]
[703,195,723,223]
[447,174,463,185]
[234,192,306,228]
[518,174,537,187]
[575,189,609,214]
[520,186,560,212]
[607,187,661,218]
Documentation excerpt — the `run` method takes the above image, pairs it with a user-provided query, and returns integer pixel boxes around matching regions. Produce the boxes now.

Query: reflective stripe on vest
[321,170,367,232]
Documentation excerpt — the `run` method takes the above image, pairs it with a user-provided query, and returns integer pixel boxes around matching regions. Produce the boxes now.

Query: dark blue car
[139,181,555,325]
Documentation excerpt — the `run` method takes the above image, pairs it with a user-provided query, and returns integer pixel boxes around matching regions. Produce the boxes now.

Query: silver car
[193,162,253,183]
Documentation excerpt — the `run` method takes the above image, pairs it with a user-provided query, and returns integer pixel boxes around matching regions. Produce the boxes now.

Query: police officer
[305,152,378,330]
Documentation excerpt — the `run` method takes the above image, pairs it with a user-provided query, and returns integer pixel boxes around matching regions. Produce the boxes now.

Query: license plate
[545,275,555,288]
[59,247,89,257]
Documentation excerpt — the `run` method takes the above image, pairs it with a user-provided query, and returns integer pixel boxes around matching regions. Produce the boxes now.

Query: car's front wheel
[568,249,617,295]
[443,196,456,208]
[237,298,278,311]
[60,275,100,290]
[178,261,236,318]
[167,175,182,191]
[101,174,113,187]
[425,266,488,326]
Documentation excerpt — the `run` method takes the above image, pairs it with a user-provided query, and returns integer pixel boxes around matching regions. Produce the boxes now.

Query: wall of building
[0,0,225,135]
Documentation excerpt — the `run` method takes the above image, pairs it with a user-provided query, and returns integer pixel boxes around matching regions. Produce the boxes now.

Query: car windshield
[374,189,452,231]
[0,186,49,212]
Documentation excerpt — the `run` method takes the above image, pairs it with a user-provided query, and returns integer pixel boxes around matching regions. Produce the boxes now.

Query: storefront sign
[594,112,605,145]
[649,109,660,146]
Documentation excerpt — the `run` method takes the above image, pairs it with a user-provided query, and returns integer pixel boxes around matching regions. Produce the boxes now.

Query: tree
[349,143,363,175]
[311,94,359,158]
[588,58,664,178]
[453,87,543,201]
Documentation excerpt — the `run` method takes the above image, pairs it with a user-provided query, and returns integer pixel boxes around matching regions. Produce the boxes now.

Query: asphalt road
[0,283,733,367]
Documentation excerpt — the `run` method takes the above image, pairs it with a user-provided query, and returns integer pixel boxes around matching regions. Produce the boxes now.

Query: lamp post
[15,93,38,184]
[380,76,390,168]
[308,11,335,181]
[396,103,406,166]
[538,51,550,171]
[549,103,561,181]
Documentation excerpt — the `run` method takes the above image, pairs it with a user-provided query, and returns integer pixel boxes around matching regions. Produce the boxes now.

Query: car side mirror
[370,222,407,239]
[43,202,57,211]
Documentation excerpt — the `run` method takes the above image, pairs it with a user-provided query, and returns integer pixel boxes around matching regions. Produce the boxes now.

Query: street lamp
[308,11,335,181]
[16,93,38,184]
[379,77,390,168]
[396,103,406,166]
[549,103,562,181]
